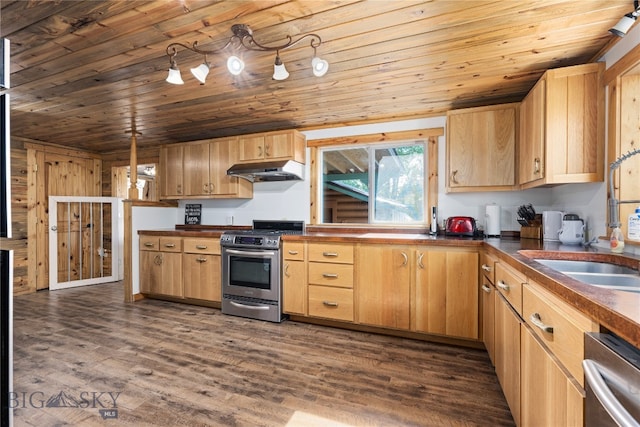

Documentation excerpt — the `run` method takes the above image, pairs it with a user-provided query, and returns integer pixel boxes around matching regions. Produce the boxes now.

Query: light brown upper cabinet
[446,103,518,192]
[160,136,252,200]
[237,129,306,164]
[519,63,605,188]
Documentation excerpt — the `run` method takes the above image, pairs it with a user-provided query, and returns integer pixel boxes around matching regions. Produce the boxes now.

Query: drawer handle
[196,245,208,250]
[530,313,554,334]
[144,242,155,247]
[322,252,339,257]
[288,250,299,255]
[322,301,339,307]
[481,264,492,272]
[417,252,425,269]
[322,273,338,278]
[481,284,492,294]
[497,280,510,291]
[164,243,176,248]
[196,257,207,263]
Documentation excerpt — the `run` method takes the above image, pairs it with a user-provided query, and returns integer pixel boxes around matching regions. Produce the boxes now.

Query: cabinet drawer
[480,252,498,284]
[159,236,182,252]
[523,280,598,387]
[308,262,353,288]
[140,236,159,251]
[495,262,524,315]
[308,243,353,264]
[308,285,354,322]
[283,242,305,261]
[183,238,220,255]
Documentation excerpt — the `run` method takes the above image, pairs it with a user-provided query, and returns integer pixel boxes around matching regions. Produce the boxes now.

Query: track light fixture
[609,0,640,37]
[165,24,328,84]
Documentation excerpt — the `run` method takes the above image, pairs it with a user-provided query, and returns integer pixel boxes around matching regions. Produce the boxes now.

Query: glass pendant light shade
[227,56,245,75]
[190,62,210,84]
[272,55,289,80]
[311,57,329,77]
[166,63,184,85]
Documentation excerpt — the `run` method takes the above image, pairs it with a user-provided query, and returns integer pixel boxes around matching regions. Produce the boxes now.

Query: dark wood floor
[11,283,515,426]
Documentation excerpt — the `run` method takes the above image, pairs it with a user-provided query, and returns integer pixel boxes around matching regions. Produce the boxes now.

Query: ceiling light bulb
[272,55,289,80]
[311,57,329,77]
[609,13,637,37]
[190,62,210,84]
[166,62,184,85]
[227,56,244,75]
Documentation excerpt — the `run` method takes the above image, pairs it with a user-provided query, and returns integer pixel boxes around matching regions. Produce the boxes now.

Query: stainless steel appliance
[583,333,640,427]
[220,220,304,322]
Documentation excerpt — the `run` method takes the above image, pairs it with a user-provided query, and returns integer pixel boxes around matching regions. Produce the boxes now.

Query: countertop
[138,227,640,348]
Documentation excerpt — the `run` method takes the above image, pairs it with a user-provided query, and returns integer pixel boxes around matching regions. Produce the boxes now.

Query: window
[317,136,435,225]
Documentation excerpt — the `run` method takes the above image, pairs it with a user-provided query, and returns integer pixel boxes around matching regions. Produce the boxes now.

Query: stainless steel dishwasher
[583,333,640,427]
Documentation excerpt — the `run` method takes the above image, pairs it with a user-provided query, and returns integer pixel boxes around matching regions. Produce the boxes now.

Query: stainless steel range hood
[227,160,305,182]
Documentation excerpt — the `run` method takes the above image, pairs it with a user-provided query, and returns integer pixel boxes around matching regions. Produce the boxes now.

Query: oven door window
[229,256,271,289]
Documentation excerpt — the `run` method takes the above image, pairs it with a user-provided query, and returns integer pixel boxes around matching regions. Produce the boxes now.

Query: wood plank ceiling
[0,0,635,154]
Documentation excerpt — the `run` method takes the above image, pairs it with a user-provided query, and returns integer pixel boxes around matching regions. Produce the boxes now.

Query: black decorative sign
[184,204,202,225]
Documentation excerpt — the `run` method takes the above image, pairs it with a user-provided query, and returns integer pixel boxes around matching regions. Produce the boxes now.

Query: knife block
[520,214,542,240]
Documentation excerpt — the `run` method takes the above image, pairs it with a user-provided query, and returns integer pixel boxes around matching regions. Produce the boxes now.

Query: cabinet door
[209,138,236,196]
[447,105,516,191]
[414,250,479,339]
[481,281,496,365]
[519,78,546,185]
[283,260,306,315]
[264,132,295,160]
[521,324,584,427]
[238,135,265,162]
[157,252,183,297]
[357,245,411,329]
[494,292,522,426]
[139,250,161,293]
[160,145,184,197]
[183,253,220,301]
[183,142,210,196]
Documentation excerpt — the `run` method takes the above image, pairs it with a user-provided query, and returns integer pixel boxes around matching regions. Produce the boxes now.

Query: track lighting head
[609,0,640,37]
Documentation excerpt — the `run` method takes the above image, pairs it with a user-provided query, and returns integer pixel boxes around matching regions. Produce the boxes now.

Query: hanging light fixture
[165,24,328,84]
[609,0,640,37]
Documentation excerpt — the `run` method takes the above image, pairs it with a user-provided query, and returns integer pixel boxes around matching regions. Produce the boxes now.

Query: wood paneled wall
[1,139,29,295]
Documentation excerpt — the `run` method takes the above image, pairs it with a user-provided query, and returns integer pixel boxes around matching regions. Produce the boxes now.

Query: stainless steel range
[220,220,304,322]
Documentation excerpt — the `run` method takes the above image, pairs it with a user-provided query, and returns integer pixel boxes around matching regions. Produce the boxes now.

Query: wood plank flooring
[11,283,515,426]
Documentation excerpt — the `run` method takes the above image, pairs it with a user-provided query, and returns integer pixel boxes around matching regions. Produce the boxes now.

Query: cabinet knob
[481,284,492,293]
[481,264,492,272]
[497,280,510,291]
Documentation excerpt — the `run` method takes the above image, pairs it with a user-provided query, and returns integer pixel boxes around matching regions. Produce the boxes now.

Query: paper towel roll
[485,204,501,237]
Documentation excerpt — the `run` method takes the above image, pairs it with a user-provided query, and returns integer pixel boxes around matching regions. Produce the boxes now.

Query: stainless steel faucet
[608,147,640,228]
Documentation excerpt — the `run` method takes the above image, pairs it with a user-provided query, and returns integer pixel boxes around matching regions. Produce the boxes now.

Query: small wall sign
[184,204,202,225]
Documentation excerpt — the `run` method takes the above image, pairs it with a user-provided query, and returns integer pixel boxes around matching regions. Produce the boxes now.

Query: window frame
[307,128,442,227]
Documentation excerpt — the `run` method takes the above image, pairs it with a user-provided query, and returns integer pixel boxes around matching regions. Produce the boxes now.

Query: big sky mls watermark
[10,390,121,419]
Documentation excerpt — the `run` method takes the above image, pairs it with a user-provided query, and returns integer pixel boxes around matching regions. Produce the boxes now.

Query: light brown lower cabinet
[521,324,584,427]
[494,291,522,426]
[413,249,479,339]
[283,241,306,315]
[357,245,411,329]
[182,238,221,302]
[139,236,183,297]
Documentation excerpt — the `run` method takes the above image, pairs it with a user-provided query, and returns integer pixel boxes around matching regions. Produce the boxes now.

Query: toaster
[445,216,478,237]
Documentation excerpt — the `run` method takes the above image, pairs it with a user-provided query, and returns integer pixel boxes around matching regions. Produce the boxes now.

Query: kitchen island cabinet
[519,62,604,188]
[446,103,518,192]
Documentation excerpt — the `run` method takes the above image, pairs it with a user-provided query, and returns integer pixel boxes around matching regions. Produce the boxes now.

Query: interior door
[48,196,119,290]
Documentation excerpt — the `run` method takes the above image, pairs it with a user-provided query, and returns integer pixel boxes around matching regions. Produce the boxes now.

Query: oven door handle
[583,359,640,427]
[229,300,271,311]
[224,248,278,257]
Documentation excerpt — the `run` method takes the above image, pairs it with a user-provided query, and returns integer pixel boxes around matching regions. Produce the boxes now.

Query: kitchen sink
[532,258,640,293]
[533,259,637,275]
